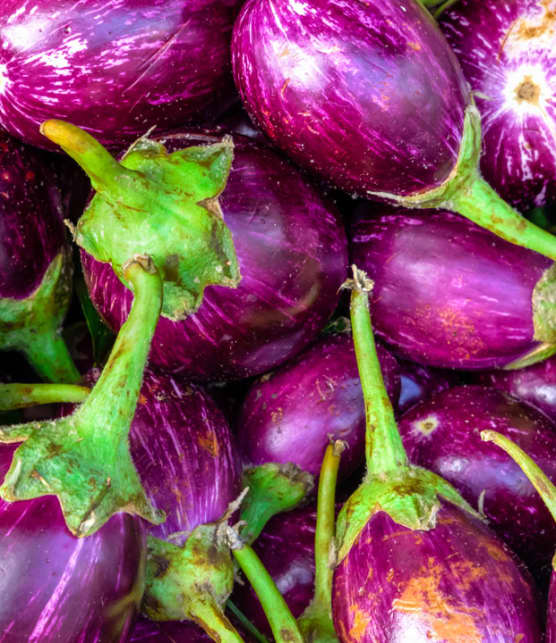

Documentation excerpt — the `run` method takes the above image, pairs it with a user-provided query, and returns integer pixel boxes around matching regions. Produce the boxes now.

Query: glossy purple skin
[0,132,66,299]
[72,368,241,544]
[440,0,556,211]
[396,359,461,415]
[233,505,316,635]
[0,443,145,642]
[399,385,556,574]
[0,0,241,150]
[237,333,400,478]
[232,0,469,197]
[129,618,211,642]
[475,355,556,424]
[333,502,541,642]
[82,133,348,381]
[350,208,551,369]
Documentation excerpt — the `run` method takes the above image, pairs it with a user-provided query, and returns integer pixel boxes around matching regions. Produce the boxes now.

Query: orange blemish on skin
[197,431,220,457]
[348,604,370,641]
[407,41,422,51]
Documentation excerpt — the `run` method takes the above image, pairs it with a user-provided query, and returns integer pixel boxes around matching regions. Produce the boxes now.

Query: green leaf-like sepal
[143,526,242,641]
[335,466,480,564]
[532,262,556,343]
[41,120,240,321]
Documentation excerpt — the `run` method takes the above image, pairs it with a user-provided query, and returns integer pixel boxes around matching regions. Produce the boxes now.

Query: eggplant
[396,359,460,415]
[0,0,241,150]
[232,0,556,261]
[0,131,79,383]
[331,267,541,642]
[237,332,399,479]
[82,132,348,381]
[129,618,212,642]
[440,0,556,210]
[350,207,556,369]
[233,506,317,636]
[0,442,146,642]
[399,384,556,576]
[475,355,556,424]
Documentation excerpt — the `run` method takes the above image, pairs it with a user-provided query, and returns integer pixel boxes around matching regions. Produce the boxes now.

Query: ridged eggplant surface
[232,0,469,196]
[441,0,556,210]
[399,385,556,574]
[0,443,146,642]
[333,503,541,642]
[82,133,348,380]
[0,0,241,150]
[238,333,399,478]
[350,209,551,369]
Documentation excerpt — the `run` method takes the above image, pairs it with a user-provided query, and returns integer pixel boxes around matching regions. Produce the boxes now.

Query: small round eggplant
[238,333,400,478]
[82,132,348,381]
[333,501,541,642]
[440,0,556,211]
[399,385,556,574]
[350,207,554,369]
[0,443,146,642]
[475,355,556,424]
[0,0,241,150]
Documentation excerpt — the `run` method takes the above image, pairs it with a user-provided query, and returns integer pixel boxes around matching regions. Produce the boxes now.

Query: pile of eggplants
[2,0,556,640]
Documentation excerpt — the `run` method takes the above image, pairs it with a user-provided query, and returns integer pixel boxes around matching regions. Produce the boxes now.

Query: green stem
[226,600,270,643]
[312,441,342,610]
[348,269,407,475]
[481,430,556,523]
[432,0,459,17]
[0,383,89,410]
[451,171,556,261]
[22,329,81,384]
[232,545,303,643]
[188,599,245,643]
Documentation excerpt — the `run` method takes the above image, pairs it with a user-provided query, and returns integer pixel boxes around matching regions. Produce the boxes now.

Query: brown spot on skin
[349,604,370,640]
[197,431,220,458]
[280,78,290,96]
[150,553,170,578]
[138,393,147,405]
[407,41,422,51]
[515,78,541,104]
[415,415,439,436]
[271,407,283,423]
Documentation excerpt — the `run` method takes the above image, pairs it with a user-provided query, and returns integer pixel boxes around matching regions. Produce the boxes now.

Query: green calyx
[370,104,556,262]
[240,463,314,544]
[40,120,240,321]
[334,466,479,564]
[532,263,556,343]
[0,257,165,536]
[0,248,80,384]
[143,526,242,642]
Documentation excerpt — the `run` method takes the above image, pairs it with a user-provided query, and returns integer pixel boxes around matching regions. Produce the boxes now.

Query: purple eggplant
[0,443,146,642]
[396,359,461,415]
[0,0,241,150]
[399,384,556,575]
[0,131,79,383]
[350,207,555,369]
[82,132,348,381]
[232,0,556,262]
[475,355,556,424]
[331,267,541,642]
[237,332,400,478]
[440,0,556,211]
[233,505,317,637]
[334,501,540,642]
[129,618,212,642]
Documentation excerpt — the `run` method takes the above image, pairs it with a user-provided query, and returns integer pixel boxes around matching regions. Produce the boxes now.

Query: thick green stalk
[188,600,244,643]
[348,269,407,475]
[450,171,556,261]
[0,383,89,410]
[231,542,303,643]
[21,329,81,384]
[481,430,556,523]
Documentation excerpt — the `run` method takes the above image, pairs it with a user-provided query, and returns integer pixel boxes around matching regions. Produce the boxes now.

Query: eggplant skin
[82,133,348,381]
[129,618,211,641]
[238,333,399,479]
[350,208,551,369]
[332,503,541,643]
[399,385,556,576]
[232,0,469,197]
[0,0,240,150]
[548,572,556,643]
[0,443,146,643]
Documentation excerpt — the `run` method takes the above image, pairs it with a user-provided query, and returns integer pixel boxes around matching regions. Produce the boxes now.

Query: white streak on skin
[28,537,86,642]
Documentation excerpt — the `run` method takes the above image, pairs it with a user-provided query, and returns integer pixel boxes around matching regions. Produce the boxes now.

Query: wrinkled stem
[22,329,81,384]
[226,600,269,643]
[232,544,303,643]
[481,430,556,523]
[451,171,556,261]
[0,383,89,410]
[348,268,407,475]
[189,599,244,643]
